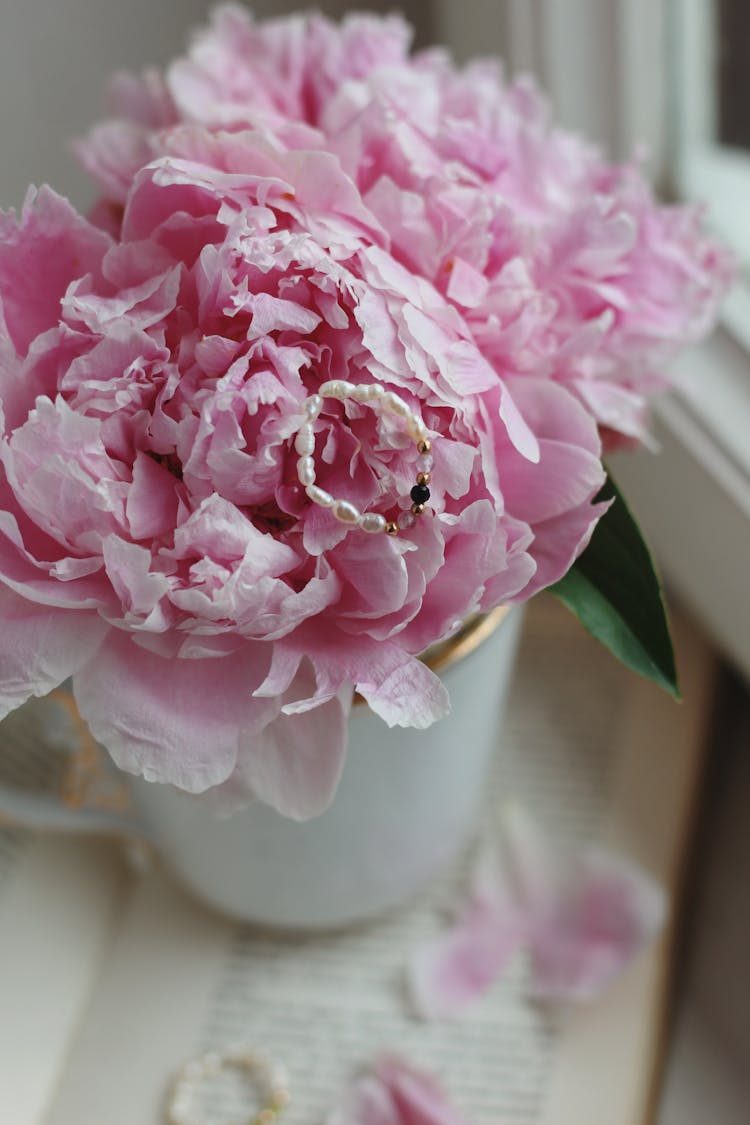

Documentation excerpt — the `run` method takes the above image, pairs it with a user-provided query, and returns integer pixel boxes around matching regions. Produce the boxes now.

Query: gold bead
[416,471,431,486]
[411,502,425,516]
[385,521,399,536]
[417,439,432,454]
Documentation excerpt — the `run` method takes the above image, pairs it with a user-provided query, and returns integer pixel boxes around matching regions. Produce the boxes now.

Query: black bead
[410,482,431,506]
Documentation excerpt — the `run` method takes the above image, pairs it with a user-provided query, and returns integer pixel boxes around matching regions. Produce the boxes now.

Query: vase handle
[0,690,152,840]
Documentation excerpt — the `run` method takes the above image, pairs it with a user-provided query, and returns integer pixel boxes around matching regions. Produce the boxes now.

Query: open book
[0,597,716,1125]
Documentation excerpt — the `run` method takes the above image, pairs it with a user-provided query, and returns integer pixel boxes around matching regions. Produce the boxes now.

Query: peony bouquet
[0,8,731,819]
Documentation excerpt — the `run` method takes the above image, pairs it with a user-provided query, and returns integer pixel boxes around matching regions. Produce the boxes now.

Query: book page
[45,599,714,1125]
[0,701,126,1125]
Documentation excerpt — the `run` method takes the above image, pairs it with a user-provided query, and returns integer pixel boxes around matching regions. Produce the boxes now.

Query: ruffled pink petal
[0,508,113,610]
[2,395,129,555]
[62,265,181,333]
[73,631,277,793]
[0,187,111,355]
[267,628,450,729]
[356,647,450,730]
[328,1056,470,1125]
[0,584,109,719]
[100,535,170,629]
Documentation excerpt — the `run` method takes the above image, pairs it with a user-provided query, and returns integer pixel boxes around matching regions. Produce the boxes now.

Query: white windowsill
[610,329,750,680]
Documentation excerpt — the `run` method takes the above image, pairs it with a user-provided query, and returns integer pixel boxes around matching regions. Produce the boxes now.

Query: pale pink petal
[409,804,667,1017]
[0,509,113,610]
[408,846,526,1019]
[446,257,489,308]
[0,187,111,355]
[108,67,176,126]
[528,848,667,1002]
[0,584,108,719]
[502,805,667,1002]
[574,379,647,442]
[498,385,540,464]
[230,665,352,820]
[62,265,181,333]
[125,452,179,541]
[73,632,277,793]
[357,649,450,730]
[100,535,170,628]
[514,499,606,597]
[270,628,450,730]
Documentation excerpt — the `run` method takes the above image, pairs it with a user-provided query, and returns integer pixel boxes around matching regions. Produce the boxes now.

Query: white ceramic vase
[0,607,523,929]
[130,606,524,928]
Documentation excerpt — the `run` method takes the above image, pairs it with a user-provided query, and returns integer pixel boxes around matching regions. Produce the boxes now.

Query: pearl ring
[293,380,434,536]
[166,1047,290,1125]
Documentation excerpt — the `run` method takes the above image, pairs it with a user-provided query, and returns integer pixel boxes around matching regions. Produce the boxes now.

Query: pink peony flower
[328,1056,469,1125]
[0,127,605,816]
[0,8,730,817]
[408,805,667,1016]
[79,5,733,443]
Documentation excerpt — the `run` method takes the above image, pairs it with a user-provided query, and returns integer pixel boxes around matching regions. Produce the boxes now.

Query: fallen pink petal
[527,847,668,1002]
[408,805,667,1015]
[327,1056,471,1125]
[408,846,526,1019]
[502,805,668,1002]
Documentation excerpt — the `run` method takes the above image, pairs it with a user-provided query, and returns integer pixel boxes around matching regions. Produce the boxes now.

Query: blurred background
[0,1,748,1121]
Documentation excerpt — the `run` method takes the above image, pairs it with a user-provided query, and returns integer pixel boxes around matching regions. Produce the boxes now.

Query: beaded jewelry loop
[294,380,433,536]
[166,1047,290,1125]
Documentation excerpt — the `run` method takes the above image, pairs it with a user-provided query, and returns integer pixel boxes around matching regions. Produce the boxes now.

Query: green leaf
[549,472,680,699]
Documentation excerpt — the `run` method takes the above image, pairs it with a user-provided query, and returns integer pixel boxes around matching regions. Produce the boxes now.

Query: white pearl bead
[366,383,385,399]
[304,394,322,419]
[294,424,315,456]
[332,499,360,524]
[306,484,334,507]
[350,384,372,403]
[297,456,316,486]
[359,512,387,533]
[384,391,410,417]
[408,417,428,441]
[319,379,354,399]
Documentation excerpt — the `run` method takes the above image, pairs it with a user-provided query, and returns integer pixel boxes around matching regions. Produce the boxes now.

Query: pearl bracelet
[294,381,434,536]
[166,1047,290,1125]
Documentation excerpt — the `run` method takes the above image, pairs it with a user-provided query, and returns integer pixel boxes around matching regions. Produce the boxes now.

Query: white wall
[0,0,211,210]
[0,0,433,212]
